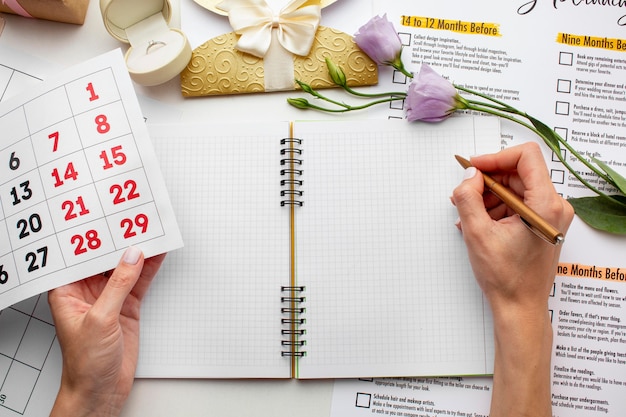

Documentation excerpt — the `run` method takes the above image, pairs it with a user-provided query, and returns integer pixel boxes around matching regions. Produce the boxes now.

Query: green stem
[342,84,407,99]
[329,96,406,112]
[465,103,615,199]
[465,99,521,116]
[455,85,515,111]
[297,101,353,113]
[298,82,404,112]
[290,95,404,113]
[458,84,617,189]
[464,104,540,136]
[546,128,614,185]
[394,65,414,79]
[305,87,354,110]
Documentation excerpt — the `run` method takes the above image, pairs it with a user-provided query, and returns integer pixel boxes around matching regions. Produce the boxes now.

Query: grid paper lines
[0,63,42,103]
[0,294,56,415]
[137,122,292,378]
[0,45,63,417]
[293,118,500,378]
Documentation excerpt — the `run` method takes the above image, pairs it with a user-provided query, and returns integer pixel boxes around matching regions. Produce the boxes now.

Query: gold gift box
[181,26,378,97]
[0,0,89,25]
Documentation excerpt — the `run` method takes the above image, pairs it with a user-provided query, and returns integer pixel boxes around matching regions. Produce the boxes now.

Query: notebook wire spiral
[280,137,306,361]
[280,137,304,207]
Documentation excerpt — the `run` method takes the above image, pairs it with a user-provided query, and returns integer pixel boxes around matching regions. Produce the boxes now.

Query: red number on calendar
[110,180,140,205]
[52,162,79,187]
[121,213,149,238]
[62,196,90,220]
[49,131,59,152]
[86,82,99,102]
[71,230,102,255]
[95,114,111,134]
[100,145,127,170]
[0,265,8,284]
[25,246,48,272]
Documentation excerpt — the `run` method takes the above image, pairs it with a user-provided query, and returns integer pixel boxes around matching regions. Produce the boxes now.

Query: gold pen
[455,155,564,245]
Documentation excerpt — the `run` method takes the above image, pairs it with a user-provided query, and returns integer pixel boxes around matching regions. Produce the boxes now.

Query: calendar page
[0,50,183,311]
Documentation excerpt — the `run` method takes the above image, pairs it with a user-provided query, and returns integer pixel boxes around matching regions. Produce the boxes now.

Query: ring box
[100,0,192,86]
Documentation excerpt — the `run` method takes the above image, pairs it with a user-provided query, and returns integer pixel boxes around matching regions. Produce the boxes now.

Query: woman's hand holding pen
[452,142,574,311]
[451,142,574,417]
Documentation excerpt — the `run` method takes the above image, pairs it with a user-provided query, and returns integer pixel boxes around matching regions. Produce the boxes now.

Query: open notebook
[137,117,500,379]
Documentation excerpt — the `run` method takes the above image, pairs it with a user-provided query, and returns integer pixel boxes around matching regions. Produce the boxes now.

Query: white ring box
[100,0,192,86]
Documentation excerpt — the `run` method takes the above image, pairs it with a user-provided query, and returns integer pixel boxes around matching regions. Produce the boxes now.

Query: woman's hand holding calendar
[48,247,165,417]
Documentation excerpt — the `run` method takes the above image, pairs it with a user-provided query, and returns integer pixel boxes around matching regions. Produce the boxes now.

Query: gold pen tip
[455,155,472,169]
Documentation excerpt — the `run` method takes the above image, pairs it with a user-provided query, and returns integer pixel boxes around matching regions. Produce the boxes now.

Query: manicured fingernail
[463,167,477,180]
[123,246,141,265]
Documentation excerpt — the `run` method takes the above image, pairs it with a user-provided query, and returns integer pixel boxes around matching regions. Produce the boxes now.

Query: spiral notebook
[137,117,500,379]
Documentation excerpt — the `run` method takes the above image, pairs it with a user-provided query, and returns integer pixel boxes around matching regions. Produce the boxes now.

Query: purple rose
[354,14,403,66]
[406,64,466,122]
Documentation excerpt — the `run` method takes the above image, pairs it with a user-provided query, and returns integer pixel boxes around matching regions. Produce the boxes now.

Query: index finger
[470,142,556,201]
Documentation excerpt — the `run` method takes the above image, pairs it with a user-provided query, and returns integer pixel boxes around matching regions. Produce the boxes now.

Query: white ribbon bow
[217,0,321,58]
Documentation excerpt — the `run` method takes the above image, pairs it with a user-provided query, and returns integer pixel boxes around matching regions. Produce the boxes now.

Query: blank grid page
[137,122,291,378]
[294,117,499,379]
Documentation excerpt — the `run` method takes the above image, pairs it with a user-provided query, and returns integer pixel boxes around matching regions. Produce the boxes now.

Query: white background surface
[0,0,380,415]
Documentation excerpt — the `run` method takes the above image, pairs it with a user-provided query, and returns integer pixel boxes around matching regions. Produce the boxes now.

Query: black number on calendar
[110,180,140,205]
[9,151,20,171]
[121,213,149,239]
[100,145,127,170]
[10,180,33,206]
[52,162,79,188]
[71,230,102,255]
[62,196,90,221]
[17,213,42,239]
[0,393,5,404]
[0,265,8,284]
[25,246,48,272]
[86,82,99,102]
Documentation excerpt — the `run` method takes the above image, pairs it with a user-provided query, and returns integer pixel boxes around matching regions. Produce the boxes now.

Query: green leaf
[591,157,626,195]
[526,115,561,153]
[568,195,626,234]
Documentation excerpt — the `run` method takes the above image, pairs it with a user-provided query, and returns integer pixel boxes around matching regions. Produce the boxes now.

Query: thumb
[93,246,145,317]
[452,167,491,237]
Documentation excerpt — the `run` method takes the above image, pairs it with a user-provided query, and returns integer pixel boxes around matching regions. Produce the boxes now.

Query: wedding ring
[146,40,166,54]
